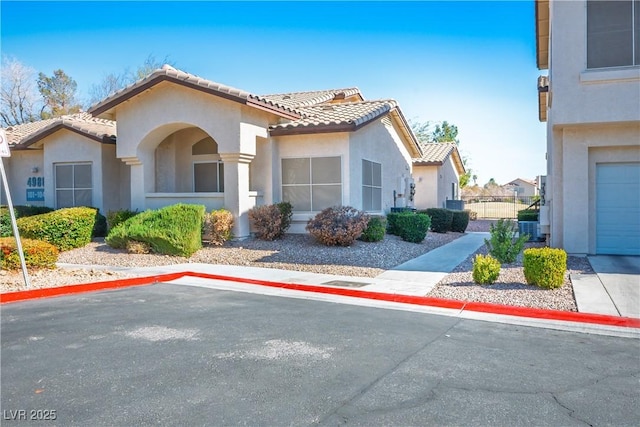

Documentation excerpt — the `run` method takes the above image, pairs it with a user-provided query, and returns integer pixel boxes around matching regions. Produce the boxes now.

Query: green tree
[37,69,81,118]
[431,120,459,144]
[410,120,432,145]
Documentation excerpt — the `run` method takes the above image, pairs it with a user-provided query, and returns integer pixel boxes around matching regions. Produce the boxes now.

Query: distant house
[412,142,465,209]
[536,0,640,255]
[502,178,538,198]
[2,65,423,237]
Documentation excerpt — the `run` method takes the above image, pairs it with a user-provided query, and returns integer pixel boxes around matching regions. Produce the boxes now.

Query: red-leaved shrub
[306,206,369,246]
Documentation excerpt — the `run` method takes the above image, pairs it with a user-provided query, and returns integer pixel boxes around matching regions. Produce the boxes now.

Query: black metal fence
[460,196,538,219]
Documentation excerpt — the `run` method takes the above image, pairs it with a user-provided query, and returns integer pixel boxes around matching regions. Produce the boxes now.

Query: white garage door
[596,163,640,255]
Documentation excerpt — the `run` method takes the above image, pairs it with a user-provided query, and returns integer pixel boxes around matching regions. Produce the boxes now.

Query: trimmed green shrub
[472,254,501,285]
[386,212,410,236]
[517,209,539,222]
[0,237,59,270]
[93,210,108,237]
[394,213,431,243]
[204,209,234,245]
[106,209,139,230]
[1,205,54,237]
[306,206,369,246]
[360,217,386,242]
[17,207,97,251]
[485,219,529,264]
[106,204,205,257]
[450,210,470,233]
[523,247,567,289]
[421,208,453,233]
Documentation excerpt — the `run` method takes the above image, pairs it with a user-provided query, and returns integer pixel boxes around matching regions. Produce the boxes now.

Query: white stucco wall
[413,156,460,210]
[101,144,130,213]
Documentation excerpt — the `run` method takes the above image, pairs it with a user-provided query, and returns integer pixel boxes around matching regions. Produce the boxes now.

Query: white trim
[580,66,640,84]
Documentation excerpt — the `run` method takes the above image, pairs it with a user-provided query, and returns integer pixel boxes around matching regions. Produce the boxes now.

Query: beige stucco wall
[413,155,460,210]
[1,149,44,207]
[549,123,640,254]
[349,118,414,213]
[550,1,640,126]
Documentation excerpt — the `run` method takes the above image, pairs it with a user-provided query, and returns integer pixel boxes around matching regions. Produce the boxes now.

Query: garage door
[596,163,640,255]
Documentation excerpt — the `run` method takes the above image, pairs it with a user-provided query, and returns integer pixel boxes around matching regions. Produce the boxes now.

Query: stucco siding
[101,144,129,213]
[1,150,44,207]
[550,1,640,126]
[413,167,438,209]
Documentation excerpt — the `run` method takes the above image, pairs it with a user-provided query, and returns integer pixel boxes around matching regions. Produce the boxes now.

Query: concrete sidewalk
[56,232,639,319]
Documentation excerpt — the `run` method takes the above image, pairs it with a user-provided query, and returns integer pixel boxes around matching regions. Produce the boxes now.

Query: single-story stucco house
[502,178,538,198]
[2,65,463,238]
[536,0,640,255]
[412,142,465,210]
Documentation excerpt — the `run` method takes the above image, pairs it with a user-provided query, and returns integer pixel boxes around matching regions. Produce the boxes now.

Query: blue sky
[1,0,546,187]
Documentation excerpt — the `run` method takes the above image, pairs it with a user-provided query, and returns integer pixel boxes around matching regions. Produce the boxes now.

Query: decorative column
[219,152,255,239]
[122,157,145,211]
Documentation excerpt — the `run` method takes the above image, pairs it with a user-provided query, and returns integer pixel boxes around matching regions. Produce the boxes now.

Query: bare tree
[0,56,41,126]
[37,69,82,118]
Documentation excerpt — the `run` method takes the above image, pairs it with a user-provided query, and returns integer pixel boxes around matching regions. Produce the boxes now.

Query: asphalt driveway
[1,283,639,426]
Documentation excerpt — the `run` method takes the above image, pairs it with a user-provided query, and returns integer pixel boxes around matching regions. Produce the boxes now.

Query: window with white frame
[282,156,341,211]
[362,159,382,211]
[55,163,92,208]
[587,0,640,68]
[192,138,224,192]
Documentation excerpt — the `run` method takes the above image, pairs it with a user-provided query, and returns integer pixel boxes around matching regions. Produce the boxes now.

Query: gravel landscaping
[1,220,593,312]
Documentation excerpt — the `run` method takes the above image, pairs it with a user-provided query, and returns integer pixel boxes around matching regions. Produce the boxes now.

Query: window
[282,156,341,211]
[192,137,224,192]
[55,163,92,208]
[362,159,382,211]
[194,162,224,192]
[587,0,640,68]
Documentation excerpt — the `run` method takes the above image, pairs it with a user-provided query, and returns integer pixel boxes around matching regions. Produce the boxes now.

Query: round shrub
[523,247,567,289]
[249,204,285,241]
[0,237,59,270]
[421,208,453,233]
[360,217,386,242]
[472,254,501,285]
[17,207,97,251]
[450,210,470,233]
[306,206,369,246]
[1,206,55,237]
[204,209,234,245]
[395,213,431,243]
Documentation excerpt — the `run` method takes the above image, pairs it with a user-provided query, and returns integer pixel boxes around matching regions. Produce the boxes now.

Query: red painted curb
[0,273,185,304]
[2,270,639,330]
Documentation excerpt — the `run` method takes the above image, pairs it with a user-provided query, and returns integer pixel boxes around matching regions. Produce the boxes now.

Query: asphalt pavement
[2,283,639,426]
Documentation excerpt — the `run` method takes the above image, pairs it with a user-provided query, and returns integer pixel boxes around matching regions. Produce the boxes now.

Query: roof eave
[17,124,114,148]
[390,108,423,158]
[535,0,550,70]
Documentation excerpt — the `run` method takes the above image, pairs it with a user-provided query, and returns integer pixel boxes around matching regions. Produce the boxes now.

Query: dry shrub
[126,240,152,254]
[249,205,283,241]
[306,206,369,246]
[204,209,234,245]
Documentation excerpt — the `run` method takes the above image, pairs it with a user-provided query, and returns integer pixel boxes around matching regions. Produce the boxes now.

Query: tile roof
[413,142,458,164]
[269,100,398,135]
[259,88,362,109]
[3,113,116,147]
[89,65,301,119]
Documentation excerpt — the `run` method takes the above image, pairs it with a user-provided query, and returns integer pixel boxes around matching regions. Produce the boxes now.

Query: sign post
[0,128,31,288]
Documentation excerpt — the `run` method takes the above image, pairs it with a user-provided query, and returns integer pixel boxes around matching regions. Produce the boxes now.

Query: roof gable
[413,142,465,175]
[259,88,363,109]
[3,113,116,148]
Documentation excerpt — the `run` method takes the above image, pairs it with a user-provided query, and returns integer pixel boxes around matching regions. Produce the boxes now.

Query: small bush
[277,201,293,235]
[485,219,529,264]
[517,209,539,222]
[126,240,152,254]
[394,213,431,243]
[472,254,501,285]
[421,208,453,233]
[93,210,108,237]
[106,204,205,257]
[523,247,567,289]
[450,210,470,233]
[0,237,59,270]
[466,209,478,221]
[249,205,284,241]
[106,209,139,230]
[204,209,234,245]
[17,207,97,251]
[0,207,12,237]
[386,212,409,236]
[360,217,386,242]
[306,206,369,246]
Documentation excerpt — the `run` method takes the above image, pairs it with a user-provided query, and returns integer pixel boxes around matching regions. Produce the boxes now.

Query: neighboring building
[503,178,538,197]
[2,65,422,237]
[412,142,465,210]
[536,0,640,255]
